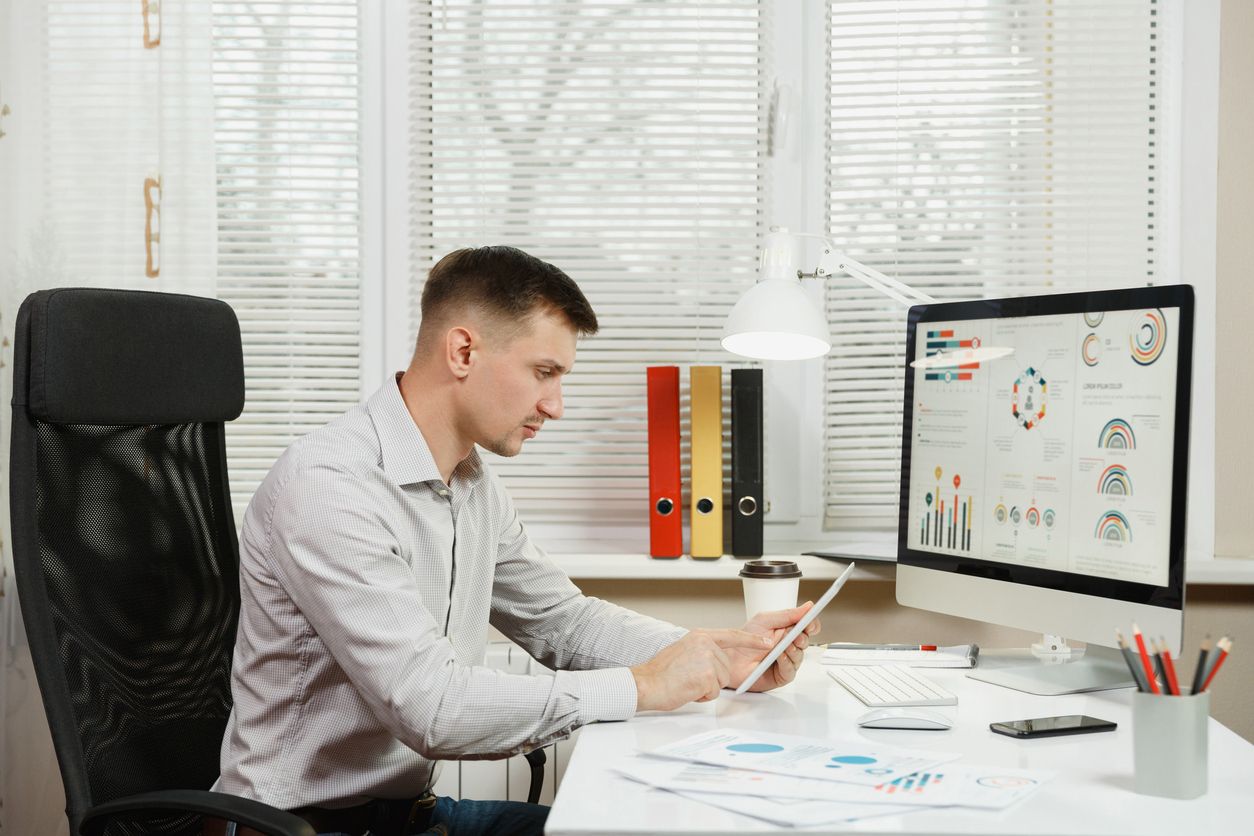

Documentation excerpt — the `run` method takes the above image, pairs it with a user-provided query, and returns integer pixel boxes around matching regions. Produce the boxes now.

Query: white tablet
[733,562,856,695]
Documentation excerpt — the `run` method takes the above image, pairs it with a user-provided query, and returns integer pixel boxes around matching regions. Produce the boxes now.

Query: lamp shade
[720,277,832,360]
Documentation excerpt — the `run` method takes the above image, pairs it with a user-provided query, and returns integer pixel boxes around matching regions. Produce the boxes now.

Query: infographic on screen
[907,308,1179,587]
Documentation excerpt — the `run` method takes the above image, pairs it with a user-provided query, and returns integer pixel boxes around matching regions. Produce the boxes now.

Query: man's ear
[445,326,476,379]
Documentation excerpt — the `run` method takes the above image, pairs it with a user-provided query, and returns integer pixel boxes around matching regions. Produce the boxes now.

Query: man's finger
[745,601,815,631]
[778,645,804,682]
[794,620,818,648]
[772,655,797,686]
[709,628,774,651]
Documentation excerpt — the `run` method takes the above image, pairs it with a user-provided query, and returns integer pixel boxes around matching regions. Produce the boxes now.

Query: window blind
[214,1,363,518]
[823,0,1162,529]
[409,0,765,527]
[7,2,215,297]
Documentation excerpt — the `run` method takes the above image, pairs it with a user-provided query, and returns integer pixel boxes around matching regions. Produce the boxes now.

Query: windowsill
[550,553,1254,585]
[551,553,893,582]
[1186,558,1254,584]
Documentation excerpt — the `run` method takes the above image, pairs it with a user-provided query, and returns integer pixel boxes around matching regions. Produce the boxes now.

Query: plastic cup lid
[739,560,802,579]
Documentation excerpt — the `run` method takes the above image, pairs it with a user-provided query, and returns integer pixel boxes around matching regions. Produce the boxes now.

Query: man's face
[468,307,578,458]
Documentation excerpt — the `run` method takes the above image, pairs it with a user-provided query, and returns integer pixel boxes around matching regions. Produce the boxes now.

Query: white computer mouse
[856,707,953,730]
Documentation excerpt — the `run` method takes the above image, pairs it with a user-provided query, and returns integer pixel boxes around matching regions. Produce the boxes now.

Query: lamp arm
[790,232,937,305]
[839,259,937,305]
[832,262,919,306]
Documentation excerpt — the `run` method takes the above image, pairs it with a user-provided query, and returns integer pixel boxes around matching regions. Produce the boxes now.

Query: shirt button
[438,489,450,497]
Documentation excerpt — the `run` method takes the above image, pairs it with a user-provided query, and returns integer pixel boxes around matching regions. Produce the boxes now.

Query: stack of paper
[613,729,1053,827]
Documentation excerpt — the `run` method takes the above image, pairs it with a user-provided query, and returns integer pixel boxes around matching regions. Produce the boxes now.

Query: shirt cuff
[574,666,639,724]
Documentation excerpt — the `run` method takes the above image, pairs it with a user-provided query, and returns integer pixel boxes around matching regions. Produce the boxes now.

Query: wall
[1214,0,1254,558]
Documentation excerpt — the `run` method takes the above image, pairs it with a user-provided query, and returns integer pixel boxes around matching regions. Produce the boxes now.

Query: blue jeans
[423,797,549,836]
[318,796,549,836]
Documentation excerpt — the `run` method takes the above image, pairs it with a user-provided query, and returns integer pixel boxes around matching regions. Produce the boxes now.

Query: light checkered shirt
[215,375,685,810]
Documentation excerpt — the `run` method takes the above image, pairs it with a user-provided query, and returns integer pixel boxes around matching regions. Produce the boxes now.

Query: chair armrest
[524,747,547,805]
[80,789,316,836]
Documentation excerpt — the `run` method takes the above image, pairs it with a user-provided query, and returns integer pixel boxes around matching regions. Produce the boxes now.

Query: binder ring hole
[738,496,757,516]
[696,497,714,515]
[655,498,674,516]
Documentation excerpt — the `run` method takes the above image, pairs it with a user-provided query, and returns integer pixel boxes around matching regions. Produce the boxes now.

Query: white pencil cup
[1132,690,1208,799]
[739,560,801,622]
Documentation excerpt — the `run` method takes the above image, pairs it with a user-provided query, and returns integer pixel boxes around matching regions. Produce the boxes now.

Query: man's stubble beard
[485,413,545,458]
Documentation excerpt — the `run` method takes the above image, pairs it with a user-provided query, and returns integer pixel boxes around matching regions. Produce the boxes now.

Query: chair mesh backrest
[35,420,239,823]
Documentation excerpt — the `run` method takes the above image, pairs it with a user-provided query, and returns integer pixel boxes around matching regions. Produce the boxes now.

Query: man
[216,247,819,836]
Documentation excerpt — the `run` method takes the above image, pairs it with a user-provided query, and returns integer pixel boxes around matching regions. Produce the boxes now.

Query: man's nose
[538,386,563,421]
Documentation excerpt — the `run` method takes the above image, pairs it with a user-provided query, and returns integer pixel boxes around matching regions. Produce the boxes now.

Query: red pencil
[1159,638,1180,696]
[1200,637,1232,693]
[1132,624,1160,694]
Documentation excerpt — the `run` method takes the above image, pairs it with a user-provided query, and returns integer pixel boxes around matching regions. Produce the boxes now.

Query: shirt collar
[368,373,483,488]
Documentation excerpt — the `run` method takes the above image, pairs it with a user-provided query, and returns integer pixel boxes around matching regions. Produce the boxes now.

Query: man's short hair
[417,246,599,354]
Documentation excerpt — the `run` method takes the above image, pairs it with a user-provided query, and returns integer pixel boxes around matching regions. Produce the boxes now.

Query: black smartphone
[990,715,1117,738]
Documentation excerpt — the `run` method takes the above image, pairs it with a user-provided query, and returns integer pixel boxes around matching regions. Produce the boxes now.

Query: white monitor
[896,286,1194,695]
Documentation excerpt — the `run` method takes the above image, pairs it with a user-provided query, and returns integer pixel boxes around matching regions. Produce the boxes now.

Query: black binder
[731,368,764,557]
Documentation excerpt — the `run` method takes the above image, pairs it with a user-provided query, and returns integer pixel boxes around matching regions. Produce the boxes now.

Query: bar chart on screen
[918,467,975,554]
[923,329,985,389]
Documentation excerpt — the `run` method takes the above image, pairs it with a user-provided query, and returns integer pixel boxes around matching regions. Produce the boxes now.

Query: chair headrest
[16,288,245,425]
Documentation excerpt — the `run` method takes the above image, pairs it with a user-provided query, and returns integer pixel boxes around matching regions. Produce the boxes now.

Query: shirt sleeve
[486,477,688,677]
[263,462,652,760]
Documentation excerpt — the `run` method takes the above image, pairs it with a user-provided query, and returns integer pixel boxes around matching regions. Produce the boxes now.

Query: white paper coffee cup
[739,560,802,622]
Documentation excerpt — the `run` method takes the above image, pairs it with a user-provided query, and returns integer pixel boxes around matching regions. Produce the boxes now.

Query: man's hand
[631,629,773,712]
[728,603,821,693]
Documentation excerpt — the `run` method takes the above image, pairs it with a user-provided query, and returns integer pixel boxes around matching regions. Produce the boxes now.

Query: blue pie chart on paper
[831,756,877,765]
[726,743,785,754]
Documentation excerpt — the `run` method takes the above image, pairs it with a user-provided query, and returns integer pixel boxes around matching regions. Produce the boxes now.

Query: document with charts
[616,756,1054,810]
[907,308,1179,586]
[646,729,960,787]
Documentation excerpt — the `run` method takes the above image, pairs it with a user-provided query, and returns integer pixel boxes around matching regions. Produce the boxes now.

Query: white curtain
[0,2,216,829]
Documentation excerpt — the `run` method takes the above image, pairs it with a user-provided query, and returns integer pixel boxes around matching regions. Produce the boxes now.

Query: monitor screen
[898,287,1193,610]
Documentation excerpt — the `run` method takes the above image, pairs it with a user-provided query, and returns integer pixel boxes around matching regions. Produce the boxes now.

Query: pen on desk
[824,643,938,651]
[1132,624,1160,694]
[1115,629,1149,692]
[1150,639,1169,695]
[1199,637,1232,693]
[1190,635,1212,695]
[1159,638,1181,696]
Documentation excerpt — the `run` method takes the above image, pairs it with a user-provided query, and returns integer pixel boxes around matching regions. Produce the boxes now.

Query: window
[822,0,1164,530]
[404,0,765,541]
[214,0,364,518]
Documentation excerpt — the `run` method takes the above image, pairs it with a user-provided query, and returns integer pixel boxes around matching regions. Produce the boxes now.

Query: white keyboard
[826,664,958,707]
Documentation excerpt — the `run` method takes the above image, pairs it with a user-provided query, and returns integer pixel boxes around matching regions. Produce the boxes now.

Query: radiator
[430,642,582,804]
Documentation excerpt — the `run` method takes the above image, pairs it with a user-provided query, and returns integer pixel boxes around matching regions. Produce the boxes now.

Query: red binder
[647,366,683,558]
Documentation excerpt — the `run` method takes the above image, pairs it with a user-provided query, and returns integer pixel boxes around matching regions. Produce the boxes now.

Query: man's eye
[538,369,552,378]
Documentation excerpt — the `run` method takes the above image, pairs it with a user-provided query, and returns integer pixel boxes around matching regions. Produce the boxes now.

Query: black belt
[291,792,438,836]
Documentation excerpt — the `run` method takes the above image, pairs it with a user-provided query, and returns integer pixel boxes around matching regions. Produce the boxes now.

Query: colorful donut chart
[1128,309,1167,365]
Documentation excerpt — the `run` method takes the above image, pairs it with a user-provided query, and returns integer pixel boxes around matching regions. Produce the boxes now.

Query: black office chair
[10,288,314,836]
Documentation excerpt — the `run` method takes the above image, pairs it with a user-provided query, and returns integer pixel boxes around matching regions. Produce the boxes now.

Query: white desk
[547,648,1254,835]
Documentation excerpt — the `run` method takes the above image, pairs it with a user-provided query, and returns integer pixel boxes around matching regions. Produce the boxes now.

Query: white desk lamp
[721,227,938,361]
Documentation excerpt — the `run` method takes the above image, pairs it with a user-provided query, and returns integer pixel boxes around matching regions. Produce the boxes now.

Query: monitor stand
[966,642,1137,696]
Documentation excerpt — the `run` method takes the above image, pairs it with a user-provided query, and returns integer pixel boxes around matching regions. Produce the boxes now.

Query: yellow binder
[689,365,724,558]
